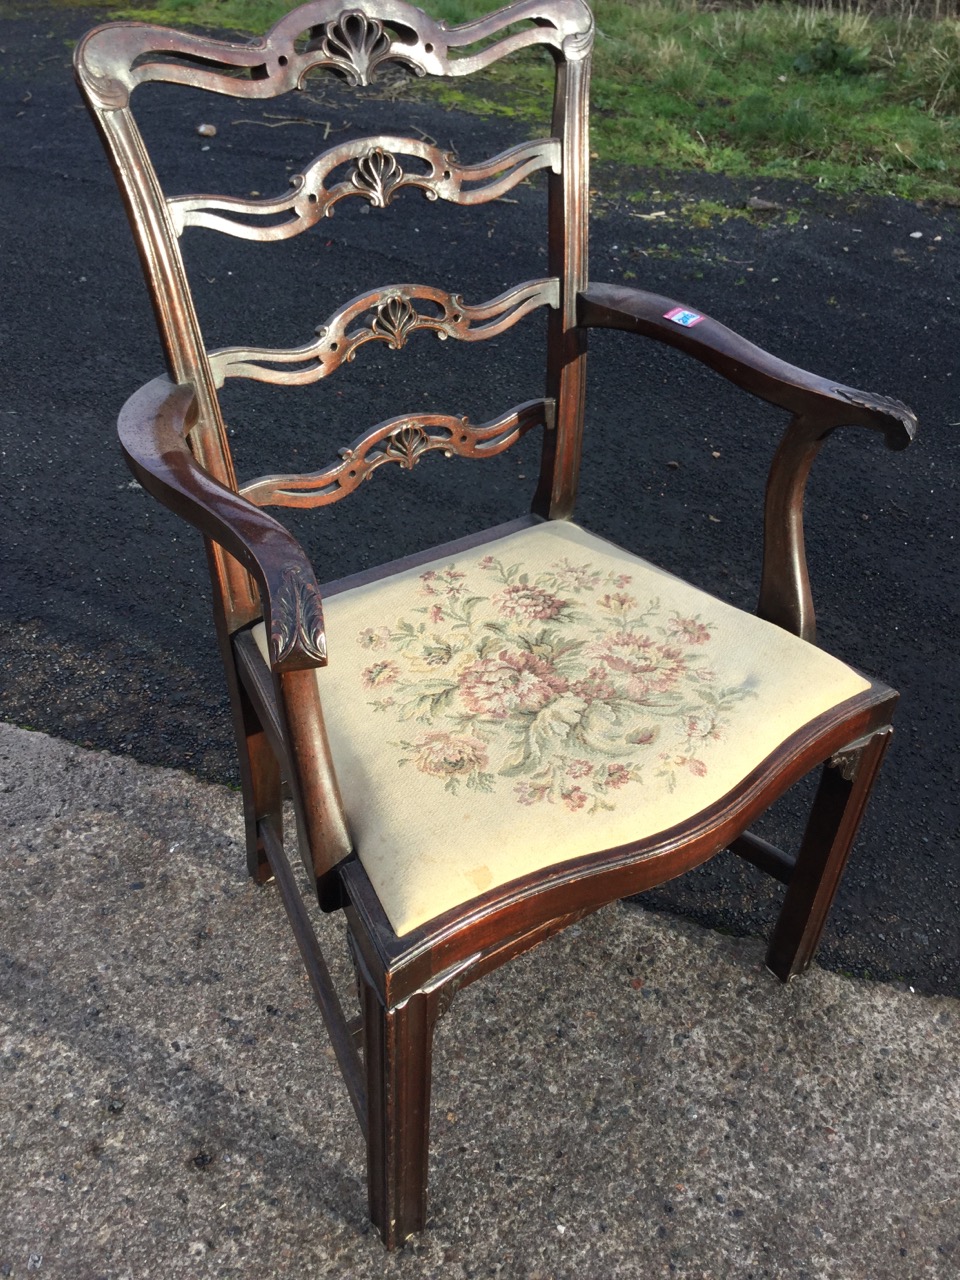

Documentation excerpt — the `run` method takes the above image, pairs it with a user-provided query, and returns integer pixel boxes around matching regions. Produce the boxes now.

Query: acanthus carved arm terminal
[118,375,328,672]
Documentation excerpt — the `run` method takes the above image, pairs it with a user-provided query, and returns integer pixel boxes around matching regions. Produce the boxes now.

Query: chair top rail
[75,0,594,112]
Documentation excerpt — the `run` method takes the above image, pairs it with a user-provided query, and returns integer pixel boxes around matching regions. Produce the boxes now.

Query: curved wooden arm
[577,283,917,642]
[118,375,327,672]
[577,283,916,443]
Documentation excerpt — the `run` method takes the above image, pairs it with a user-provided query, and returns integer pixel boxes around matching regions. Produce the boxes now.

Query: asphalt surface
[1,5,959,994]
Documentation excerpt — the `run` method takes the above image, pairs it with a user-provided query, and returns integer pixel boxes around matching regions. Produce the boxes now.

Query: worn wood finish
[767,727,894,980]
[260,816,367,1127]
[358,963,437,1246]
[78,0,917,1250]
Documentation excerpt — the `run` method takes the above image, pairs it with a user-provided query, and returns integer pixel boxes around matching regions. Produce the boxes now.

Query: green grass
[103,0,960,202]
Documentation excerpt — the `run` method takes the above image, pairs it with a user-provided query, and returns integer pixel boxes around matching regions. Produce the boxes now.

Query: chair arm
[118,374,326,672]
[577,283,916,444]
[577,283,917,642]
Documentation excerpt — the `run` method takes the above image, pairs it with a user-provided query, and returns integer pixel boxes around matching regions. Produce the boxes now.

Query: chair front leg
[360,978,438,1249]
[767,726,893,981]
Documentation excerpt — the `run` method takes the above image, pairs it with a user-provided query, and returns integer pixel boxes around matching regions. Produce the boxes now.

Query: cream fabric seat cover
[255,522,869,936]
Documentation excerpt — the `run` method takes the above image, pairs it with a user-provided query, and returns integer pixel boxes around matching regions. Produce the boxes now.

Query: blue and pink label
[664,307,704,328]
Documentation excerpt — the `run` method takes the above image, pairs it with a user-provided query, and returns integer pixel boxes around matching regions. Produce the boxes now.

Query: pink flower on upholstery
[570,666,618,703]
[420,566,465,598]
[687,715,722,742]
[363,660,400,688]
[627,726,659,748]
[515,781,550,805]
[669,615,712,645]
[591,632,688,694]
[494,583,567,622]
[567,759,593,779]
[633,647,688,696]
[459,651,568,719]
[478,555,496,569]
[674,755,708,777]
[562,787,588,811]
[550,560,602,591]
[613,573,632,589]
[598,592,637,612]
[429,605,444,625]
[590,630,654,670]
[412,732,488,778]
[358,626,390,649]
[605,763,632,789]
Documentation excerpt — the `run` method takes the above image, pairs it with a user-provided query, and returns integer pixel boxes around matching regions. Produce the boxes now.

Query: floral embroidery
[358,626,390,649]
[358,551,757,808]
[362,659,400,688]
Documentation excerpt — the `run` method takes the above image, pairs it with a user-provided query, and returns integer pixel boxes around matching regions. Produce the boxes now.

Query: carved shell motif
[351,148,403,207]
[383,423,431,469]
[371,295,419,348]
[318,11,393,86]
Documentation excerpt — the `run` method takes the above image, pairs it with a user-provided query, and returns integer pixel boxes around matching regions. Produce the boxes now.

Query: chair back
[75,0,596,621]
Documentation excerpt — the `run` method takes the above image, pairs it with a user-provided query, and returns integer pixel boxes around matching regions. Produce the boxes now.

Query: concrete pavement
[1,720,957,1278]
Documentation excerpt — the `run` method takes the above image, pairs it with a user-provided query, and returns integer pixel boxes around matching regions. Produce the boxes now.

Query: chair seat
[255,521,869,936]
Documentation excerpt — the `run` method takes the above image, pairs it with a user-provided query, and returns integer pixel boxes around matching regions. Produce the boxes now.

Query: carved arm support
[118,374,327,672]
[577,283,916,642]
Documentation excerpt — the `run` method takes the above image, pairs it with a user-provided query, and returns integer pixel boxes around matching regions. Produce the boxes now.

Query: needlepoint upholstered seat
[252,520,871,936]
[76,0,916,1249]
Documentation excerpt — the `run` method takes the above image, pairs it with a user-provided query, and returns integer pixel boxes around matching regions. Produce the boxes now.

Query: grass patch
[104,0,960,201]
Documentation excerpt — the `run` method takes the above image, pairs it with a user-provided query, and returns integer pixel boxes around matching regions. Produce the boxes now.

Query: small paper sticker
[664,307,704,327]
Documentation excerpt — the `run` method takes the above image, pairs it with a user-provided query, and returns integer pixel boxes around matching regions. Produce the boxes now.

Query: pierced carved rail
[76,0,594,111]
[241,399,549,507]
[208,278,559,386]
[169,137,561,240]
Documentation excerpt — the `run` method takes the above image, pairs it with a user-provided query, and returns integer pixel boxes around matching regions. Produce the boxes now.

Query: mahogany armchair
[76,0,915,1248]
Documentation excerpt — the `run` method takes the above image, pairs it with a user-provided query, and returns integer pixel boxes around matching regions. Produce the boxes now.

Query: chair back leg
[237,686,284,884]
[767,726,893,981]
[360,979,438,1249]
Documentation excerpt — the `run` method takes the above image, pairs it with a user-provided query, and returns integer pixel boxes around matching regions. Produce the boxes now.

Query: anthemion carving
[75,0,596,111]
[382,422,431,468]
[351,148,404,206]
[370,295,420,349]
[315,10,397,85]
